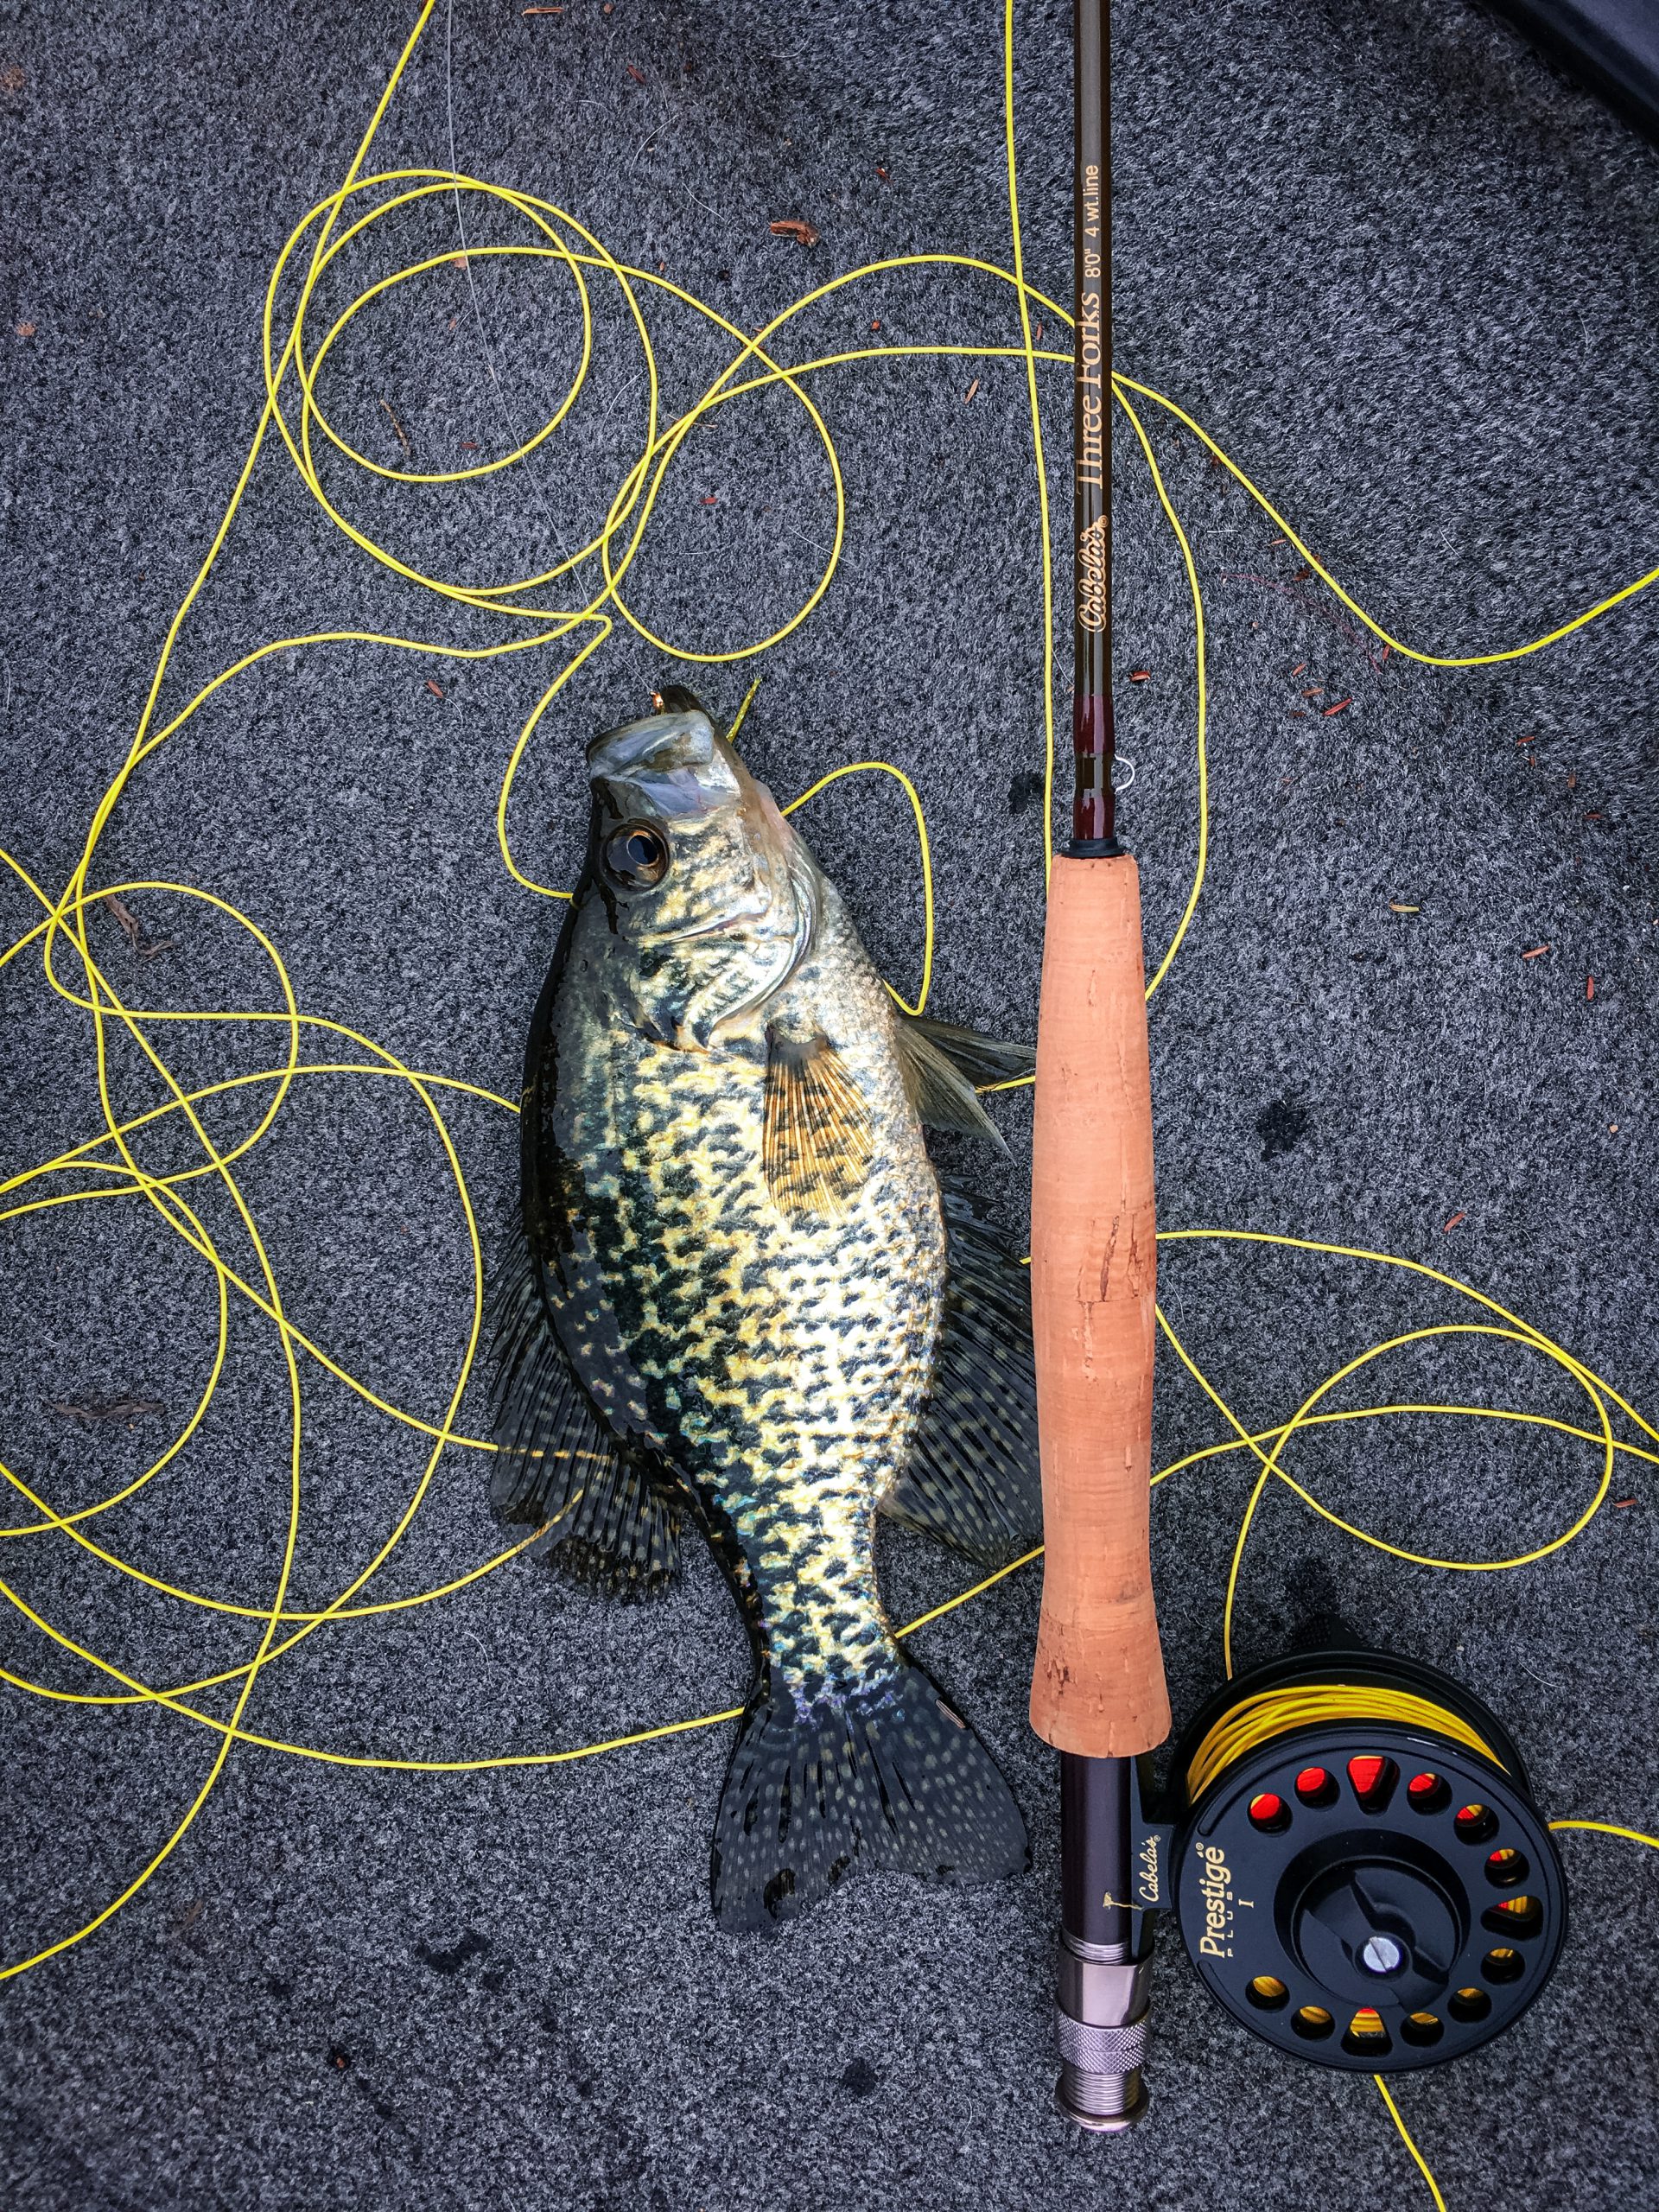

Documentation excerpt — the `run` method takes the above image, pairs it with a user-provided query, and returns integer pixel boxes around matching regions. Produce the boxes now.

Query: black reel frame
[1124,1649,1568,2074]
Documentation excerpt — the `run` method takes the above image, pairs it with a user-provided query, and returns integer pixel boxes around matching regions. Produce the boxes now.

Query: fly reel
[1154,1649,1568,2072]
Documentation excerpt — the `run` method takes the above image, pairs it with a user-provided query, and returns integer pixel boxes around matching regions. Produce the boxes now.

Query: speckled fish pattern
[493,693,1039,1929]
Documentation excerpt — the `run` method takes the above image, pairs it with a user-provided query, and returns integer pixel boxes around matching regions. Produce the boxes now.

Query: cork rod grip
[1028,851,1171,1758]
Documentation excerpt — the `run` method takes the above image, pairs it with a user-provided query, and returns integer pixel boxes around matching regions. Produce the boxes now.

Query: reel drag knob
[1293,1849,1459,2011]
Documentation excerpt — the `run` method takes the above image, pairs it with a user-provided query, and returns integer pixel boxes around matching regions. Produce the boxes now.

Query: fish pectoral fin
[880,1178,1043,1564]
[893,1014,1032,1145]
[762,1028,873,1219]
[489,1229,682,1600]
[710,1664,1028,1934]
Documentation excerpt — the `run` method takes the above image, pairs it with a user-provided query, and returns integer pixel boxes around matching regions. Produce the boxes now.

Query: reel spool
[1164,1649,1567,2072]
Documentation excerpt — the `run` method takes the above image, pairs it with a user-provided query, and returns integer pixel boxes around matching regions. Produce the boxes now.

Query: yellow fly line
[1183,1683,1506,1806]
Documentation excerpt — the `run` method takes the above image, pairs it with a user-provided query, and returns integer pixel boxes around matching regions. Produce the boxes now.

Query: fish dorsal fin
[763,1028,872,1219]
[880,1179,1042,1564]
[907,1015,1036,1090]
[893,1014,1029,1146]
[489,1229,682,1599]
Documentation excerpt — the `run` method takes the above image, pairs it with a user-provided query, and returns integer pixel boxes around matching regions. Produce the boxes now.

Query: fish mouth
[586,703,741,820]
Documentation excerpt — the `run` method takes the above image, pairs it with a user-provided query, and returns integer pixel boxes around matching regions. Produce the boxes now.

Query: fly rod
[1027,0,1580,2124]
[1028,0,1173,2131]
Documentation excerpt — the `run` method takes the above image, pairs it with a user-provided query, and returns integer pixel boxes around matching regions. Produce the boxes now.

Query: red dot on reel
[1346,1755,1400,1811]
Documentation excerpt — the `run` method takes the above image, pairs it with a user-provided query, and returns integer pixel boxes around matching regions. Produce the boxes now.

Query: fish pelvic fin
[893,1014,1034,1145]
[709,1662,1028,1934]
[880,1178,1043,1564]
[488,1227,682,1600]
[761,1027,873,1219]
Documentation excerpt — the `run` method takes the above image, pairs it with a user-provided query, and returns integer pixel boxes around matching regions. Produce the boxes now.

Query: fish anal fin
[489,1229,682,1600]
[881,1179,1042,1563]
[763,1028,872,1219]
[552,1441,683,1600]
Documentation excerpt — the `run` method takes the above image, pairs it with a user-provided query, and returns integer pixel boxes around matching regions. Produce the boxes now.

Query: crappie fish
[490,688,1043,1931]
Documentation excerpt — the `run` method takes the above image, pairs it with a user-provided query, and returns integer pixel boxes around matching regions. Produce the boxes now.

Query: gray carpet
[3,1,1656,2205]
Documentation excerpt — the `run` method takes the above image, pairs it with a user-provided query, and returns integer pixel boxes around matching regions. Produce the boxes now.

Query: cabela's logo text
[1077,512,1109,633]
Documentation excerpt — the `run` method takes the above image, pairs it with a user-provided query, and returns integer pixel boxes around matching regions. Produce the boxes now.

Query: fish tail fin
[709,1661,1028,1933]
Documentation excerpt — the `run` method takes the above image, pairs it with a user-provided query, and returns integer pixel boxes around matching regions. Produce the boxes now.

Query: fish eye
[601,820,671,889]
